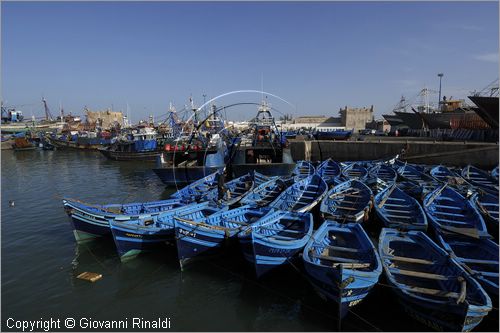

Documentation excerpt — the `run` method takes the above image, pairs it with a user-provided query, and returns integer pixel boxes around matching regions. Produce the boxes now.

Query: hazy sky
[2,1,498,122]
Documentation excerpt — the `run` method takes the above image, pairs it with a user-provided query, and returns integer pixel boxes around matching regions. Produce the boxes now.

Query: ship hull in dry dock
[420,110,466,129]
[468,96,499,129]
[394,111,424,129]
[382,114,404,127]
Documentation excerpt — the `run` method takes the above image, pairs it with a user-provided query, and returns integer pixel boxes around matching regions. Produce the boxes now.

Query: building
[85,109,124,129]
[279,115,344,131]
[339,105,374,132]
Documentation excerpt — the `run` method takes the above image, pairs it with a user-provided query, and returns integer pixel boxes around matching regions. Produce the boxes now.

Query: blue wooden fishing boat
[430,165,460,183]
[268,174,328,212]
[461,165,499,195]
[109,202,222,260]
[313,129,353,141]
[423,184,490,238]
[470,191,499,241]
[174,205,271,269]
[392,159,428,173]
[204,172,255,206]
[239,177,293,207]
[170,171,218,203]
[429,165,472,197]
[316,158,341,186]
[435,231,499,305]
[292,160,316,181]
[302,221,382,320]
[374,185,427,231]
[368,164,397,185]
[253,170,278,186]
[320,180,373,223]
[366,164,397,193]
[491,165,499,181]
[378,228,492,332]
[341,162,368,181]
[397,164,439,196]
[62,197,183,242]
[396,180,424,200]
[238,210,313,277]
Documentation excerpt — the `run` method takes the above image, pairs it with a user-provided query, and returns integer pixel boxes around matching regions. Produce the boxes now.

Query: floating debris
[76,272,102,283]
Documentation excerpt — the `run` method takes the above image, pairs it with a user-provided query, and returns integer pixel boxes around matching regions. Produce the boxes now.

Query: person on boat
[215,170,227,203]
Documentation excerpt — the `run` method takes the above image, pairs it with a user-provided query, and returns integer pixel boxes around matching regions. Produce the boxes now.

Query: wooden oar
[329,189,360,199]
[378,183,398,208]
[425,183,448,207]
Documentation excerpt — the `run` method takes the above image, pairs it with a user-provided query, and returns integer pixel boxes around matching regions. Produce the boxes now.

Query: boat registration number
[348,299,362,307]
[179,228,196,238]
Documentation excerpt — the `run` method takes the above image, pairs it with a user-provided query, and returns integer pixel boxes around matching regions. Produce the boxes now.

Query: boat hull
[302,222,382,319]
[231,162,296,178]
[174,221,229,269]
[238,210,313,278]
[153,166,224,185]
[68,213,110,242]
[468,96,499,129]
[47,137,110,150]
[379,229,492,332]
[109,222,174,260]
[99,148,160,161]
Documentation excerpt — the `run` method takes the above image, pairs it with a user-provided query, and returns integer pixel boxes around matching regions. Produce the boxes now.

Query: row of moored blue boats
[63,157,499,331]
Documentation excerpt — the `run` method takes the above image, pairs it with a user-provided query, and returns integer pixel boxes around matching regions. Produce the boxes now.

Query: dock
[290,138,499,169]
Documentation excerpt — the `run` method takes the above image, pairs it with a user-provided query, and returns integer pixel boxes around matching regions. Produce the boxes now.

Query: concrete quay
[289,139,499,169]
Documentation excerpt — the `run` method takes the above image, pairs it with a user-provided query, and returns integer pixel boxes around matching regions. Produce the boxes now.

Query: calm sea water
[1,149,497,332]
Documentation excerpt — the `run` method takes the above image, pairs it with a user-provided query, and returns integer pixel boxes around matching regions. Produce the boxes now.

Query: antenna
[126,102,130,127]
[261,73,264,102]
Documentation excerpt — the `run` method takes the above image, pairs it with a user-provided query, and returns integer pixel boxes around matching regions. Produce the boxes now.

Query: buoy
[8,200,14,207]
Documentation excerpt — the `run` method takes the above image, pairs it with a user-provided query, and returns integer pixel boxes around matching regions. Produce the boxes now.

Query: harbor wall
[289,139,499,169]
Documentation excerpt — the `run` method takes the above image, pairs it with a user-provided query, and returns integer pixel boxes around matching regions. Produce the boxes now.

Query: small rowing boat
[396,180,424,200]
[316,158,341,186]
[423,184,489,238]
[491,165,499,181]
[204,172,255,206]
[430,165,472,197]
[374,184,427,231]
[268,174,328,213]
[435,231,499,305]
[170,171,218,203]
[62,197,183,242]
[368,164,397,185]
[292,160,316,181]
[239,177,293,207]
[174,205,271,269]
[378,228,492,332]
[461,165,499,195]
[238,210,313,277]
[109,202,222,260]
[303,221,382,319]
[470,191,499,241]
[320,180,373,223]
[341,162,368,181]
[397,164,439,196]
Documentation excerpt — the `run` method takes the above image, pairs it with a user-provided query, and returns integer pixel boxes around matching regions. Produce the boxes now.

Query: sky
[2,1,499,122]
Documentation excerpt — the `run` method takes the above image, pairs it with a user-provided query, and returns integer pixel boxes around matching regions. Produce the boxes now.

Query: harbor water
[1,149,497,331]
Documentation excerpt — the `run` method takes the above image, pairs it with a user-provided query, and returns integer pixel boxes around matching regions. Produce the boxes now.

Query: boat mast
[42,97,54,121]
[437,73,444,111]
[60,101,64,127]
